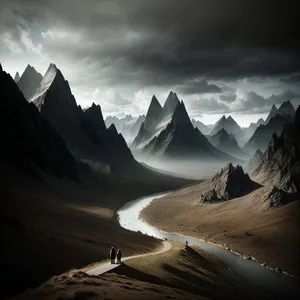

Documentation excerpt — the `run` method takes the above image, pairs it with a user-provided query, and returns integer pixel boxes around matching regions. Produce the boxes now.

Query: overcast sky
[1,0,300,126]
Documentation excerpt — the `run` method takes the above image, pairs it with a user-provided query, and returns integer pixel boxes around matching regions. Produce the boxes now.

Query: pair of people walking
[110,247,122,264]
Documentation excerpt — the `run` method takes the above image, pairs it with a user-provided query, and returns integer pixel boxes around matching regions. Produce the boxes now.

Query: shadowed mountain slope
[0,63,78,181]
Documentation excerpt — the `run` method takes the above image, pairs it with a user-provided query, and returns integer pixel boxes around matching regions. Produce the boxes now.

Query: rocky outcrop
[17,64,43,100]
[198,163,258,203]
[0,65,78,181]
[247,149,264,173]
[261,186,292,208]
[253,106,300,193]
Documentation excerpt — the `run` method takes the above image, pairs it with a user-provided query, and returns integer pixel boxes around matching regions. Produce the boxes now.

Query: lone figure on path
[110,247,116,264]
[185,240,189,249]
[117,249,122,264]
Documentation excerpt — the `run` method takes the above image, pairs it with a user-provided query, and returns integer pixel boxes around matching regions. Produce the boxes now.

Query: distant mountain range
[207,128,248,159]
[209,115,243,141]
[105,114,145,143]
[264,101,295,124]
[243,101,295,154]
[133,92,241,162]
[191,119,212,134]
[13,63,297,169]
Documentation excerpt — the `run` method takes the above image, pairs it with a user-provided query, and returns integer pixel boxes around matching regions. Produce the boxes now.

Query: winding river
[117,192,299,298]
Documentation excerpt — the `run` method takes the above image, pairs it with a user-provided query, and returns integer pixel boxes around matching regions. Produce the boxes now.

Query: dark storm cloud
[220,94,237,103]
[234,90,300,113]
[187,97,230,114]
[1,0,299,86]
[177,78,222,95]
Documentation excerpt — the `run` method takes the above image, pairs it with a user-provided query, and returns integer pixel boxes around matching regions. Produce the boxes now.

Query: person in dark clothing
[116,249,122,264]
[110,247,116,264]
[185,240,189,249]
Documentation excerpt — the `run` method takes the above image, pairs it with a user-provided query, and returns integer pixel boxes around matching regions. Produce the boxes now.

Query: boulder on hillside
[262,185,293,208]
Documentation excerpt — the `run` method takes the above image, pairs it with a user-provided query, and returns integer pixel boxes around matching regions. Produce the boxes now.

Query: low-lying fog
[134,153,246,180]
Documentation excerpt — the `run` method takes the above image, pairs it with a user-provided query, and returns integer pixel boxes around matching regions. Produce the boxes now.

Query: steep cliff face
[17,64,43,100]
[253,106,300,193]
[31,64,100,159]
[0,64,78,181]
[198,163,258,203]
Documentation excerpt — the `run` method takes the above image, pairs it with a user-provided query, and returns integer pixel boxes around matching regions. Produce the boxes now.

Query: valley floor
[1,163,190,298]
[141,181,300,277]
[12,242,265,300]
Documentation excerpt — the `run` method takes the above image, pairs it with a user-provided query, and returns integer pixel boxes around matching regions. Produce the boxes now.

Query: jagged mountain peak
[271,104,277,112]
[198,163,257,203]
[147,95,162,113]
[17,64,43,100]
[209,114,241,136]
[14,72,20,82]
[225,115,239,125]
[142,95,163,131]
[150,95,161,106]
[108,123,118,135]
[30,63,69,105]
[278,100,295,116]
[161,91,180,118]
[171,101,193,129]
[22,64,43,78]
[85,102,104,117]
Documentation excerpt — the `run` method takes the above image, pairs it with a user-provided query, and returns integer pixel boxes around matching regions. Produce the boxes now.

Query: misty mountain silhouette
[244,114,293,154]
[208,128,248,159]
[209,115,243,142]
[143,101,241,161]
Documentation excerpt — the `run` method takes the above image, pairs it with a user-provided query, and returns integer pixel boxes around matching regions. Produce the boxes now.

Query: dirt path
[86,241,171,276]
